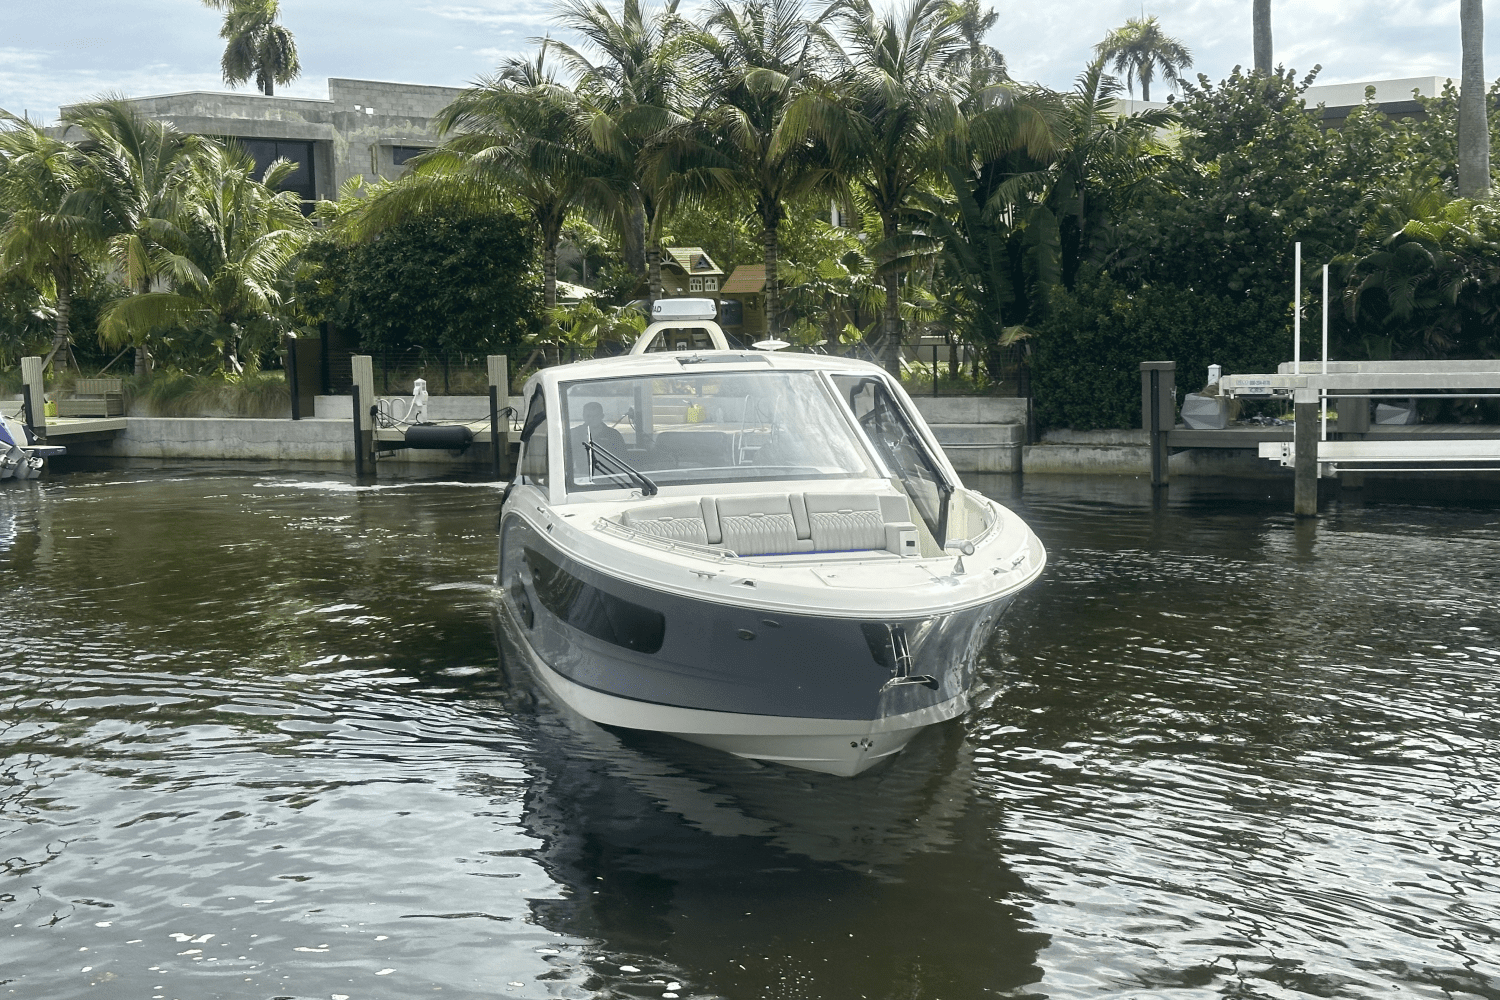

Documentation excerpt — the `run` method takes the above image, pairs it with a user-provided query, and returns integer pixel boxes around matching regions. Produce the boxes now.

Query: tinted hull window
[524,547,665,654]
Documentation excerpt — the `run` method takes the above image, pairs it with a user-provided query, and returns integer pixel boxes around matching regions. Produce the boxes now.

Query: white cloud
[418,3,552,29]
[4,0,1496,120]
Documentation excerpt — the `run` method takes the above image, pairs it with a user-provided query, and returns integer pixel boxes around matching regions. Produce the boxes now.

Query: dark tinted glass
[391,146,426,166]
[232,138,315,201]
[719,298,744,326]
[523,548,666,653]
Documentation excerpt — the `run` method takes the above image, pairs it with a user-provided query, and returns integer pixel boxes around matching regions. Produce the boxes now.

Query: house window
[391,146,427,166]
[689,277,703,292]
[703,277,718,292]
[237,138,316,202]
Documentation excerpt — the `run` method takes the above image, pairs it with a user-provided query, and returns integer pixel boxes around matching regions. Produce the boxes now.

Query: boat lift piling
[352,354,375,476]
[21,356,45,441]
[1140,361,1176,487]
[347,353,512,479]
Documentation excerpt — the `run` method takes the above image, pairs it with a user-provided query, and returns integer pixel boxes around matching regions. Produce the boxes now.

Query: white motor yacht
[497,314,1045,776]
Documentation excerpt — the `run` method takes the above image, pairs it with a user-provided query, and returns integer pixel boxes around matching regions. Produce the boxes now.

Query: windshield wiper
[583,438,659,496]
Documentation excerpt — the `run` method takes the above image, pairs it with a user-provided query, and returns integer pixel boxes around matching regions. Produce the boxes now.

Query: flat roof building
[1109,75,1459,127]
[59,77,461,206]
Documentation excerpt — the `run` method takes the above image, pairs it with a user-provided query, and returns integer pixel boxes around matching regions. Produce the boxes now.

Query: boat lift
[1209,246,1500,515]
[1216,360,1500,515]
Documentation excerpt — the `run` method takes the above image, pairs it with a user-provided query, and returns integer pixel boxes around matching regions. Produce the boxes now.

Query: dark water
[3,467,1498,1000]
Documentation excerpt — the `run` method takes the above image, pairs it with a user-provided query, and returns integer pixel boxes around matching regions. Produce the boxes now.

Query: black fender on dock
[403,424,475,450]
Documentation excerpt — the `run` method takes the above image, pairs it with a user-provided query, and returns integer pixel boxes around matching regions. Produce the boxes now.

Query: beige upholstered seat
[622,501,711,545]
[618,491,921,557]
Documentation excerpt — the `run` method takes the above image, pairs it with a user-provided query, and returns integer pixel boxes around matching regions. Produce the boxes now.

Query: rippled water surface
[3,466,1498,1000]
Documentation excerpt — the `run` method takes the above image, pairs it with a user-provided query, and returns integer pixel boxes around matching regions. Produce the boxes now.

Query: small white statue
[411,378,429,424]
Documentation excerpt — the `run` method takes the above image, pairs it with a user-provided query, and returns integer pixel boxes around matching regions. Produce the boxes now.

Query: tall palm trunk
[879,209,902,377]
[1253,0,1272,74]
[43,275,73,371]
[646,245,663,302]
[540,214,562,309]
[881,271,901,376]
[762,222,780,339]
[134,276,151,376]
[622,197,647,276]
[1460,0,1490,198]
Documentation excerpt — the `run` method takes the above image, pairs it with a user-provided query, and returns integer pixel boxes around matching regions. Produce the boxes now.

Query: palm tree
[920,63,1065,379]
[1094,16,1191,103]
[944,0,1007,92]
[697,0,836,337]
[1047,58,1176,286]
[0,112,108,370]
[427,48,610,310]
[550,0,699,298]
[66,100,202,374]
[1253,0,1272,74]
[815,0,967,374]
[1459,0,1490,198]
[202,0,301,96]
[99,143,309,372]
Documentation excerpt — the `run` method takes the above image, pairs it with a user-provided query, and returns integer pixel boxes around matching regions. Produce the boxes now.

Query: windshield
[562,370,876,492]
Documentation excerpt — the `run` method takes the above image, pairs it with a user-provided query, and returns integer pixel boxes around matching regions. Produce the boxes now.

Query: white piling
[1293,242,1302,375]
[20,356,46,435]
[1321,264,1330,442]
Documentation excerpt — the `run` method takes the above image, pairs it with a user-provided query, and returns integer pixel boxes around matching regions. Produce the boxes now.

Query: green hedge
[1032,272,1290,431]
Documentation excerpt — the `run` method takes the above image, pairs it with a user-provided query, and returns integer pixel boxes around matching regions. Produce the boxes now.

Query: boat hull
[498,515,1014,775]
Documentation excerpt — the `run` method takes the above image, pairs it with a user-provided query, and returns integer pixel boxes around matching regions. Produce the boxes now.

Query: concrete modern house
[58,77,462,206]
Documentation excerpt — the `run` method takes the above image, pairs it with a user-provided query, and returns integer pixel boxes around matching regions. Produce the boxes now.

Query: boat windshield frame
[556,367,884,496]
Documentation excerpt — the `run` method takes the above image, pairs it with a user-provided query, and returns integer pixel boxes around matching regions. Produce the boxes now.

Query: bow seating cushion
[622,501,710,545]
[617,492,921,556]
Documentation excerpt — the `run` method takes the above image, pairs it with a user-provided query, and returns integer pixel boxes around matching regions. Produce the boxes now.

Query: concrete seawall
[42,392,1287,478]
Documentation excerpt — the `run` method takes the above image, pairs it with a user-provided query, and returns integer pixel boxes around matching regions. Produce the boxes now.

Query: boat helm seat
[618,492,921,557]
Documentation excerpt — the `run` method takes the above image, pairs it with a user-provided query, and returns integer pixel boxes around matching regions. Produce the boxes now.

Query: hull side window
[524,547,666,654]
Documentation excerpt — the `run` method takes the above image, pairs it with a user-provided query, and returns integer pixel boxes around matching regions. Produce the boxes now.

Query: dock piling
[487,355,509,480]
[1294,389,1319,516]
[352,355,375,475]
[285,333,302,420]
[1140,362,1176,487]
[21,356,45,439]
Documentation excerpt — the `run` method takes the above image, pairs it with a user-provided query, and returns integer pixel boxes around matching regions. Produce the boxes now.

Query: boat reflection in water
[488,615,1048,997]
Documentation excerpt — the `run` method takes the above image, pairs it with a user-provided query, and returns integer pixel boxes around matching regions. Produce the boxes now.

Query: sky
[0,0,1487,123]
